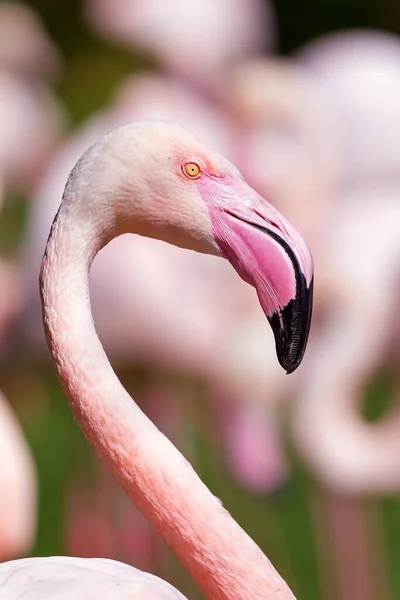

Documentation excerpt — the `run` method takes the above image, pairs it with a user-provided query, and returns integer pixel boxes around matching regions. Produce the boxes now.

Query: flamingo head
[73,121,314,372]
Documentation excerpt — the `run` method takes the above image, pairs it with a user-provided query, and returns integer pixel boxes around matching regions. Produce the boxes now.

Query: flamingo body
[0,392,36,560]
[0,557,186,599]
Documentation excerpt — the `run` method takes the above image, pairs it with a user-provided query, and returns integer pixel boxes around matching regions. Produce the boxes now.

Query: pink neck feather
[40,202,296,600]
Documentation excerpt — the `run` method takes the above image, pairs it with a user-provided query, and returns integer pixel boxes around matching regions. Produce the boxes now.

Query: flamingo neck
[40,201,295,600]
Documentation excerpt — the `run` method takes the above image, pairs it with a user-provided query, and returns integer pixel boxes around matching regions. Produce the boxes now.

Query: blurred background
[1,0,400,598]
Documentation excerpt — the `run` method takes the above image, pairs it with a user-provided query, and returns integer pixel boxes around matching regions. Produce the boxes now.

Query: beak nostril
[268,220,281,231]
[254,209,283,234]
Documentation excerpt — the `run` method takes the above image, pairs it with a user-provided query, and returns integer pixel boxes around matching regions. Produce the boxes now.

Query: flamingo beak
[200,179,314,373]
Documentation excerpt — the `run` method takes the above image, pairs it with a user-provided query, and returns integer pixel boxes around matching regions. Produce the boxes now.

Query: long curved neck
[40,200,295,600]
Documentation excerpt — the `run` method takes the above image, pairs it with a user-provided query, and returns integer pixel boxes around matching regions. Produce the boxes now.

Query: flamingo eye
[182,162,201,178]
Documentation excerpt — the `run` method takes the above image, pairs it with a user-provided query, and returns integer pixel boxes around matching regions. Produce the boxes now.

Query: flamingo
[0,121,313,598]
[84,0,275,93]
[292,189,400,494]
[0,2,63,192]
[0,1,61,81]
[0,256,36,564]
[0,243,36,564]
[291,30,400,495]
[0,2,61,562]
[0,53,60,559]
[297,30,400,187]
[0,70,63,193]
[0,390,37,561]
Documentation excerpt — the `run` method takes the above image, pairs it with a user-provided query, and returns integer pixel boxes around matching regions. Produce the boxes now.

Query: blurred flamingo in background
[298,31,400,188]
[0,2,65,562]
[0,389,37,561]
[0,1,61,81]
[292,191,400,495]
[84,0,276,93]
[0,3,64,192]
[0,121,313,598]
[292,30,400,495]
[0,71,63,193]
[268,31,400,600]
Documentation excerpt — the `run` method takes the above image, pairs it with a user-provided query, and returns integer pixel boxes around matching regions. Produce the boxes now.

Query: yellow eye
[183,162,201,178]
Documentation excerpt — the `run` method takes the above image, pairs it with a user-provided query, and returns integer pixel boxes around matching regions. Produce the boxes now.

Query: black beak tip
[285,361,300,376]
[268,277,314,374]
[275,346,303,375]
